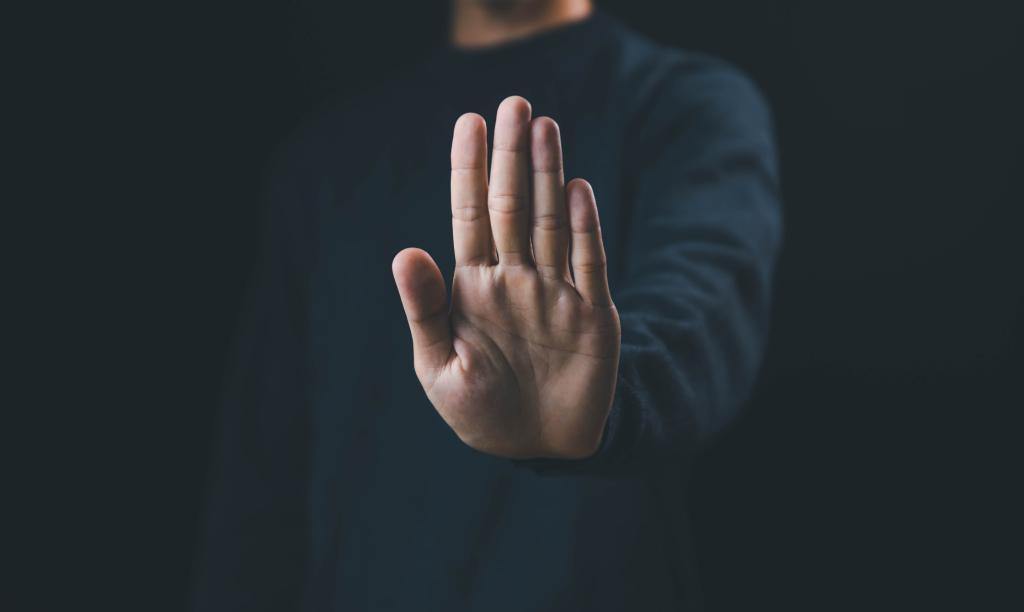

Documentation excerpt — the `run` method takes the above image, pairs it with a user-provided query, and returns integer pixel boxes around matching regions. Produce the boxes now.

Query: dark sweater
[191,11,782,611]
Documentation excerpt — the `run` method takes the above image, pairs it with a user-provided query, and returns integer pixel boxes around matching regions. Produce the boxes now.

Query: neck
[450,0,593,49]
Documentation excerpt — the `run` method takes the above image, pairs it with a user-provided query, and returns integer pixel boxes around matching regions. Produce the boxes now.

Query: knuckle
[488,192,528,212]
[532,212,567,230]
[572,260,606,273]
[451,205,488,222]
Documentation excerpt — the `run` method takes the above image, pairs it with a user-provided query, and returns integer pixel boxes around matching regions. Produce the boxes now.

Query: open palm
[393,96,620,459]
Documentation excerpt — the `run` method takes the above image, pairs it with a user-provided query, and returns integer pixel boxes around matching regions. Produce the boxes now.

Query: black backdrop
[28,1,1022,610]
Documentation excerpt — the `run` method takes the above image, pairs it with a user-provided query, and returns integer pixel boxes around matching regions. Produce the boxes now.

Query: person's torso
[290,16,699,610]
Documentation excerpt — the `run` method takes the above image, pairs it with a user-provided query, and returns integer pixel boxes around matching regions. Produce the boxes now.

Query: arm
[593,65,782,472]
[393,70,781,474]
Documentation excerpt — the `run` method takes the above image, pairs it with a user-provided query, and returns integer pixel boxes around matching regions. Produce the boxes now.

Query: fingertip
[566,177,593,196]
[493,97,531,153]
[497,95,532,127]
[454,112,486,136]
[452,113,487,167]
[531,116,559,139]
[530,117,562,171]
[392,247,416,282]
[392,248,452,371]
[567,179,599,231]
[392,248,437,287]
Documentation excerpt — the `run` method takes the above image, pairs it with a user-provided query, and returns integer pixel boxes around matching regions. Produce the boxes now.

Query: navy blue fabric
[191,12,782,611]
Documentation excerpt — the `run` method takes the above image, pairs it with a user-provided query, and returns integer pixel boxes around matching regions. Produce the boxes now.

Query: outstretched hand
[392,96,620,460]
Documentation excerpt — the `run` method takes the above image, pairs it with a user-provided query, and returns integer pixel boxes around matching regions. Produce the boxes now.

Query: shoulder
[609,18,772,120]
[604,19,775,165]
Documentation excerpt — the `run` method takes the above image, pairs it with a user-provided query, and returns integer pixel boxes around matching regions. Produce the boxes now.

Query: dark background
[26,1,1022,610]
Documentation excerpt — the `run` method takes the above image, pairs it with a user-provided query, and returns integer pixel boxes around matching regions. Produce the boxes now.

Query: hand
[392,96,620,460]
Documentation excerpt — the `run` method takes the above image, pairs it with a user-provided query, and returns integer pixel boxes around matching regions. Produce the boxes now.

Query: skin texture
[392,97,620,460]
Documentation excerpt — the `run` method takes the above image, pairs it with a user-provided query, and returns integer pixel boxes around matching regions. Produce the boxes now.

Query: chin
[475,0,541,13]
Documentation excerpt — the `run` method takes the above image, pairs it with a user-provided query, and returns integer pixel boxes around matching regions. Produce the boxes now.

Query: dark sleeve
[523,60,782,476]
[189,143,314,610]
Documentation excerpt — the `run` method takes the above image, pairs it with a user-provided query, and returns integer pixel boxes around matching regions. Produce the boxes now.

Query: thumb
[392,248,452,380]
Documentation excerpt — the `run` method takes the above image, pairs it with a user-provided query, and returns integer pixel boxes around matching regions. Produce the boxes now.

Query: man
[191,0,782,609]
